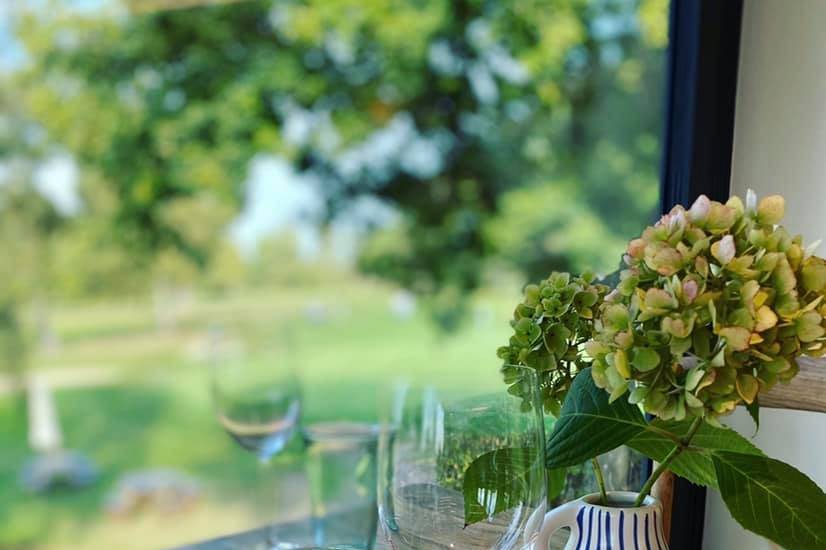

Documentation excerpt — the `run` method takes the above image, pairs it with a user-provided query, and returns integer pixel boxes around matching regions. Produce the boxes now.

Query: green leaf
[746,398,760,432]
[628,420,763,488]
[547,467,567,502]
[692,327,712,357]
[713,451,826,550]
[685,368,705,391]
[631,347,660,372]
[801,262,826,293]
[604,304,630,329]
[546,368,646,468]
[462,447,541,526]
[796,311,826,343]
[708,299,718,329]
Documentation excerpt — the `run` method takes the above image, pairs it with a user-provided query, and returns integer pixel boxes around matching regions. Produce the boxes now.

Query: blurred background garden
[0,0,667,548]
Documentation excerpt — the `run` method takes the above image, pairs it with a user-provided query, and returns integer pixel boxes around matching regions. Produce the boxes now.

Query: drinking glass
[209,328,302,548]
[300,380,386,549]
[378,366,547,550]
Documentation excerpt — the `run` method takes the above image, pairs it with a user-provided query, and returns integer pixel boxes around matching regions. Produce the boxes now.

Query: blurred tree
[0,78,64,396]
[0,174,62,392]
[484,180,627,281]
[202,239,246,294]
[248,232,350,289]
[48,173,147,299]
[10,0,668,328]
[150,193,235,329]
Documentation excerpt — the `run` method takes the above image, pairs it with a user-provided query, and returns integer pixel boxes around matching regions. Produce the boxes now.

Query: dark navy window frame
[657,1,744,548]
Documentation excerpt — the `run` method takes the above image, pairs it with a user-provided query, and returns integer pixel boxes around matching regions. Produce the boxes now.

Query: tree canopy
[7,0,668,326]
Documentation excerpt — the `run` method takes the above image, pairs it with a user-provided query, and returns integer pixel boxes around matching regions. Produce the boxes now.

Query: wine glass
[209,328,302,548]
[378,366,547,550]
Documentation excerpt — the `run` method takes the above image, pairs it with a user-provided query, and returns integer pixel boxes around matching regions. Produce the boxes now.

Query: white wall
[704,0,826,547]
[729,0,826,248]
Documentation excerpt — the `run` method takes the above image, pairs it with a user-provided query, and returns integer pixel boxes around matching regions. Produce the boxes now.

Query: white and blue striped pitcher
[533,491,669,550]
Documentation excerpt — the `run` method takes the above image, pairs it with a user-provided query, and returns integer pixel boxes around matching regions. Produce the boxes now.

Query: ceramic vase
[533,491,668,550]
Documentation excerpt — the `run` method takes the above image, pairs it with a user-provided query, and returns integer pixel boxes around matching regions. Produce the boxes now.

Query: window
[0,1,670,547]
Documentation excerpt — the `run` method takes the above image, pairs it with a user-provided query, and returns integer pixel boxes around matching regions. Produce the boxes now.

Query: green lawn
[0,279,519,549]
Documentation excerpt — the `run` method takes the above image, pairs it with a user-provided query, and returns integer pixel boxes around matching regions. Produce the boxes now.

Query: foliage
[542,371,826,550]
[14,3,260,264]
[496,272,608,415]
[713,451,826,550]
[628,418,762,489]
[7,0,666,328]
[0,172,64,378]
[464,192,826,550]
[543,367,644,468]
[588,192,826,422]
[484,181,631,282]
[461,447,540,526]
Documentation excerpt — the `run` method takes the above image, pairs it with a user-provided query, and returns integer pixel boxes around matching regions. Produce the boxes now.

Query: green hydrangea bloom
[497,272,609,416]
[588,192,826,422]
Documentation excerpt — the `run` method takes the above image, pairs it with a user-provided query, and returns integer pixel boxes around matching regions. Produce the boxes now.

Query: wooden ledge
[761,356,826,414]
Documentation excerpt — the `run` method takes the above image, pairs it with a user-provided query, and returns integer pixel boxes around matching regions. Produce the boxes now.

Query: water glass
[378,366,547,550]
[302,421,382,549]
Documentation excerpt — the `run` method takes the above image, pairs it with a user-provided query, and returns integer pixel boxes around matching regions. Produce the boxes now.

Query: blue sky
[0,0,109,71]
[0,5,26,72]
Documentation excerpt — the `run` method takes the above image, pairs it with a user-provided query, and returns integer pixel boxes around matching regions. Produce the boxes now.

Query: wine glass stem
[257,457,279,547]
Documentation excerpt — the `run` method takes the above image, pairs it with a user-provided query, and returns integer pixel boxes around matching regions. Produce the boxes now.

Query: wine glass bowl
[210,332,302,462]
[378,367,547,550]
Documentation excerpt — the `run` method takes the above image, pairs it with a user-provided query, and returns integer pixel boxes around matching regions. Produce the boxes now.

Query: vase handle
[533,500,581,550]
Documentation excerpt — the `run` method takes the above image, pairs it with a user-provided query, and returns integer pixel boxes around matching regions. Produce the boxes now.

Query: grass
[0,277,520,549]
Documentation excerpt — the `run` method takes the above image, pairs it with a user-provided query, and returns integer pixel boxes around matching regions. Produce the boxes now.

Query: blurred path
[0,366,121,396]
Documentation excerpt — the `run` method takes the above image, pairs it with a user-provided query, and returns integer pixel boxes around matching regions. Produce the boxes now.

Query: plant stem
[634,443,680,507]
[591,457,608,505]
[634,416,703,507]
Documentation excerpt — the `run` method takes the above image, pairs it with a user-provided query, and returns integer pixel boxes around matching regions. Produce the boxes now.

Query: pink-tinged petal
[669,208,687,233]
[651,247,682,276]
[682,279,699,303]
[645,288,677,310]
[668,206,687,238]
[687,194,711,223]
[627,238,646,259]
[711,235,736,265]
